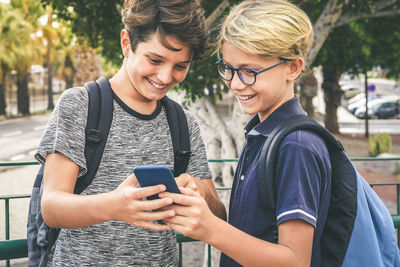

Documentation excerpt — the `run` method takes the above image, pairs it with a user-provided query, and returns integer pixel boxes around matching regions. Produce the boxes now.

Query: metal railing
[1,158,400,266]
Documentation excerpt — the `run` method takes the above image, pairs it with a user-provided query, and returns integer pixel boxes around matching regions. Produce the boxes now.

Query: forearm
[207,219,305,267]
[41,190,113,228]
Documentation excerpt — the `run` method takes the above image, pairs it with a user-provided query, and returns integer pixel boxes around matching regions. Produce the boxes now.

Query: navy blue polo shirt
[220,96,332,267]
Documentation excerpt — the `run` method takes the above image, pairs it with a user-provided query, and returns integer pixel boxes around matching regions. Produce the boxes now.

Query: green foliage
[364,17,400,78]
[368,133,392,157]
[45,0,230,99]
[178,51,227,102]
[44,0,400,101]
[44,0,127,66]
[314,21,375,76]
[394,162,400,176]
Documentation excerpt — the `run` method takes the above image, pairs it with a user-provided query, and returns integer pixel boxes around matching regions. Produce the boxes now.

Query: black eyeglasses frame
[215,58,288,85]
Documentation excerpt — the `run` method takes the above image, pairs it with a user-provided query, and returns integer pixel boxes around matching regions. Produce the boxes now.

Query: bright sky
[0,0,10,4]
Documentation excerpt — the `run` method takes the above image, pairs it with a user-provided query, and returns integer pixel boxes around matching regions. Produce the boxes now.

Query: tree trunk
[17,71,30,115]
[306,0,343,68]
[74,47,102,86]
[322,67,342,133]
[364,72,369,138]
[46,13,54,110]
[0,63,7,115]
[300,73,318,118]
[47,64,54,110]
[64,54,75,89]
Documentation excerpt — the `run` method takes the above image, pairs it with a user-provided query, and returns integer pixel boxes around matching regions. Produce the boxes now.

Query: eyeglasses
[215,58,288,85]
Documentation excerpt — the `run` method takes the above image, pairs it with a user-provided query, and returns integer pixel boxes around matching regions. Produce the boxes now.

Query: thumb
[175,173,190,187]
[120,173,138,188]
[180,187,200,197]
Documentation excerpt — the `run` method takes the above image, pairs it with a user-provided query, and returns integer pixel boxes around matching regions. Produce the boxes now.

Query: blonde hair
[217,0,313,64]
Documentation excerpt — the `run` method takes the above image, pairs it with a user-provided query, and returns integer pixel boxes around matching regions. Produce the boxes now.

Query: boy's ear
[287,57,304,81]
[121,29,131,58]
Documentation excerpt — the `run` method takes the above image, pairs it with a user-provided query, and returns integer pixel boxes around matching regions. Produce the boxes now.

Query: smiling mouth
[237,95,256,101]
[147,78,167,89]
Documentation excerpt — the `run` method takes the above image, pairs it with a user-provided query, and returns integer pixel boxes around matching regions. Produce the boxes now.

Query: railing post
[5,199,9,240]
[208,244,212,267]
[5,198,10,267]
[178,243,182,267]
[397,184,400,246]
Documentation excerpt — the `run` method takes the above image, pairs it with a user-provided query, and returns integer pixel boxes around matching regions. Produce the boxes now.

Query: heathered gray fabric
[35,86,212,266]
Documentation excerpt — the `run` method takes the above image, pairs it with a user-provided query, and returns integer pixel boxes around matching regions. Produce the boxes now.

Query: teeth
[148,78,166,89]
[238,95,255,101]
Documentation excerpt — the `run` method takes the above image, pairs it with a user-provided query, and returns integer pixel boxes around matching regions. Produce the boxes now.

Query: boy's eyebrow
[147,52,191,64]
[223,59,262,69]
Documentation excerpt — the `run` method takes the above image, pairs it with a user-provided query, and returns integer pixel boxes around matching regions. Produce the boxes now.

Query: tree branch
[205,0,230,33]
[306,0,343,67]
[336,7,400,27]
[373,0,398,11]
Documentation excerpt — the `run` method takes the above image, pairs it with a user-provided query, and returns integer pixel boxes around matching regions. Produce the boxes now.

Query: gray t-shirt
[35,87,212,266]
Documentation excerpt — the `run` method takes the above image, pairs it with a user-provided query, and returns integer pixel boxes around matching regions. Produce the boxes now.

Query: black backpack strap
[258,114,357,266]
[258,115,343,242]
[75,77,113,194]
[161,96,191,176]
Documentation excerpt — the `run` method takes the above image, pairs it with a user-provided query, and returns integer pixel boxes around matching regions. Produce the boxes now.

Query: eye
[242,68,256,75]
[148,57,161,64]
[175,64,189,71]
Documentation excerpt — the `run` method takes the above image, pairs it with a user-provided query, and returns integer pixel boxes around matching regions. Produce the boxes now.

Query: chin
[239,106,256,116]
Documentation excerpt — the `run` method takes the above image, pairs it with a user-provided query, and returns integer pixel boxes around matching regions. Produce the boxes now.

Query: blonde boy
[161,1,332,266]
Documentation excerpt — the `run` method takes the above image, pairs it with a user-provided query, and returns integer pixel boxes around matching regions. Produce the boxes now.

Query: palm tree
[10,0,44,115]
[0,3,32,115]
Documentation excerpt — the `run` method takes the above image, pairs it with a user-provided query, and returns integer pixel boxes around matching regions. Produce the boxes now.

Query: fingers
[136,197,173,211]
[132,209,175,222]
[159,189,199,207]
[137,221,171,231]
[125,204,176,230]
[120,174,139,187]
[134,184,167,199]
[180,187,199,197]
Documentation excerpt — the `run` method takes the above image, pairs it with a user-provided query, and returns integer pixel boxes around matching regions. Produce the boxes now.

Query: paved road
[0,113,50,162]
[337,106,400,134]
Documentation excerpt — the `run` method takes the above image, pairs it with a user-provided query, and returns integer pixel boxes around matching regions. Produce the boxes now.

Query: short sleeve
[275,132,330,227]
[34,87,88,177]
[184,110,212,179]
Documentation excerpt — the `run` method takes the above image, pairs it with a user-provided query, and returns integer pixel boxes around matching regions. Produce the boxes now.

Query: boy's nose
[229,73,246,91]
[157,67,174,84]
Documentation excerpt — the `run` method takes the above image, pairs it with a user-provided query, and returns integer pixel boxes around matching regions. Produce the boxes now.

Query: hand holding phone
[133,165,181,200]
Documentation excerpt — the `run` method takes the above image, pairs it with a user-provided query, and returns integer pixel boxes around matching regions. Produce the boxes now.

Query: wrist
[204,216,225,245]
[93,191,115,222]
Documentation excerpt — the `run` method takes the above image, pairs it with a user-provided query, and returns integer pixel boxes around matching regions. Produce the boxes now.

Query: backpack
[258,114,400,267]
[27,77,191,267]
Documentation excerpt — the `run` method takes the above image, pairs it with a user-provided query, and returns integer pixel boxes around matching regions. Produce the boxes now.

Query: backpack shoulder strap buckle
[87,129,103,144]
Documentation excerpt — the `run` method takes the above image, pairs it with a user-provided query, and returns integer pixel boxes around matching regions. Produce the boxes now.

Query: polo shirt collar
[244,96,306,138]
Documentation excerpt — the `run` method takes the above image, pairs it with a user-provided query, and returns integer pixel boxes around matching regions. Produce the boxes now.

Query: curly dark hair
[121,0,208,60]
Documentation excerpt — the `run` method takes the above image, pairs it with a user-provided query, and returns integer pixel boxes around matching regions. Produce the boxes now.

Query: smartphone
[133,165,181,200]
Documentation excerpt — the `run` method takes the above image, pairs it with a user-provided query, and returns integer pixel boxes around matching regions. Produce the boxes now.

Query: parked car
[341,84,363,99]
[354,99,381,119]
[348,97,367,114]
[355,96,400,119]
[347,93,380,114]
[347,92,365,105]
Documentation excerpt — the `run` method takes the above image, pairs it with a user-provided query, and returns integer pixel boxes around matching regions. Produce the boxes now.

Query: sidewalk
[337,106,360,123]
[0,164,38,267]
